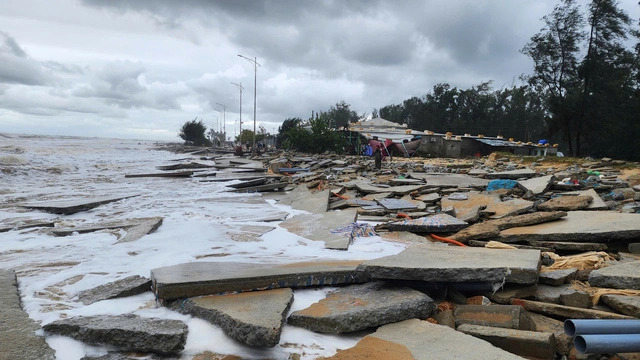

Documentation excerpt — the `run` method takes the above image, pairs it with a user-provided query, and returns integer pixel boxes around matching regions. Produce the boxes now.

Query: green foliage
[321,101,359,129]
[280,117,346,154]
[277,117,302,147]
[235,129,266,145]
[179,118,211,146]
[522,0,640,160]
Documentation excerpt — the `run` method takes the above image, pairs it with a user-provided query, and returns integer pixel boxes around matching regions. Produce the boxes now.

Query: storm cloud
[0,0,638,140]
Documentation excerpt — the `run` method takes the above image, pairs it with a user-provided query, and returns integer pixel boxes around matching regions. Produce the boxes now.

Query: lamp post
[231,82,243,146]
[216,103,227,143]
[238,54,260,156]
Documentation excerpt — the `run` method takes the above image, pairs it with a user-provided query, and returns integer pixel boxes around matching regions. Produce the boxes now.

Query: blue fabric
[486,179,519,191]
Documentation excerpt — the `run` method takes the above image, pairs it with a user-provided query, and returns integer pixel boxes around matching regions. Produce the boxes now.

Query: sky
[0,0,638,141]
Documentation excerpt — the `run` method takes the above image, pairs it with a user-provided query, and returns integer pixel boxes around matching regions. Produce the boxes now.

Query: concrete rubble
[8,147,640,359]
[171,288,293,347]
[43,314,188,354]
[288,281,434,333]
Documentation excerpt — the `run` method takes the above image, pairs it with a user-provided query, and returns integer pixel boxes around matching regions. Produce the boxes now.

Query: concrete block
[601,294,640,318]
[539,269,578,286]
[589,261,640,290]
[322,319,524,360]
[454,305,534,330]
[387,213,469,233]
[43,314,188,354]
[359,245,541,285]
[76,275,151,305]
[457,324,556,360]
[288,282,434,333]
[486,284,538,304]
[151,260,367,301]
[171,288,293,347]
[21,195,139,215]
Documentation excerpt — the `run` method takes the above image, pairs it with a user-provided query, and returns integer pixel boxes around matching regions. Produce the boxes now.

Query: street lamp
[216,103,227,142]
[231,82,243,146]
[238,54,260,156]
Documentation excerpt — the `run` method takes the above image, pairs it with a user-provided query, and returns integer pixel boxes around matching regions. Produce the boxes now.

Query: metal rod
[238,54,260,156]
[575,334,640,354]
[565,320,640,337]
[230,82,243,145]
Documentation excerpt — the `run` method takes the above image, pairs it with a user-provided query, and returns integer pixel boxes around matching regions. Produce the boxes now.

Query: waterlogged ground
[0,133,405,360]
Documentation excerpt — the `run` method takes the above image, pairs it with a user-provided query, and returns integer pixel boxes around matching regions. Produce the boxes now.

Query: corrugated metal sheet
[475,138,523,147]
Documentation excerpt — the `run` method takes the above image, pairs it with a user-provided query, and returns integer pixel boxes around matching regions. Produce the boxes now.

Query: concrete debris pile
[4,147,640,359]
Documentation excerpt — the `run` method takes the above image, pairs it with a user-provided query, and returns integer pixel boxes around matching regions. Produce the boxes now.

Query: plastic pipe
[564,319,640,336]
[575,334,640,354]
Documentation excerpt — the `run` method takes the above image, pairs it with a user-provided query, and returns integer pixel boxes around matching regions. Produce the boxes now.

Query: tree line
[278,0,640,160]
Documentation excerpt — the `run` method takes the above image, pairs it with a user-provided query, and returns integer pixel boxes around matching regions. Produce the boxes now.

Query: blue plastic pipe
[564,319,640,336]
[575,334,640,354]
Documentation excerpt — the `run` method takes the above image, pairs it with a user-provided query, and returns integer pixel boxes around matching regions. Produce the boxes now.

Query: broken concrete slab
[323,319,524,360]
[457,324,556,360]
[0,270,56,360]
[276,186,329,214]
[441,191,534,221]
[229,182,288,193]
[532,284,591,308]
[539,269,578,286]
[415,192,441,203]
[279,209,357,250]
[225,177,267,189]
[376,198,418,211]
[288,282,434,333]
[527,240,608,252]
[407,173,490,189]
[485,285,538,305]
[518,175,555,195]
[0,218,56,233]
[454,305,534,330]
[512,299,633,319]
[124,170,194,178]
[156,162,216,171]
[564,189,609,210]
[387,214,469,233]
[452,211,567,242]
[601,295,640,318]
[171,288,293,347]
[43,314,188,354]
[498,211,640,243]
[76,275,151,305]
[588,261,640,290]
[527,312,572,356]
[355,183,427,195]
[151,260,367,301]
[485,168,537,180]
[358,245,541,285]
[117,217,163,243]
[538,195,592,211]
[21,195,139,215]
[226,224,275,242]
[208,196,289,222]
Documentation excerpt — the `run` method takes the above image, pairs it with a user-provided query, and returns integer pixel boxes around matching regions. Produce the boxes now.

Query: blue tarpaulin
[486,179,519,191]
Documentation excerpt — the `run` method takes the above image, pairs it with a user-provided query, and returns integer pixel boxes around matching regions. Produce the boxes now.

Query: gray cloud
[0,31,50,85]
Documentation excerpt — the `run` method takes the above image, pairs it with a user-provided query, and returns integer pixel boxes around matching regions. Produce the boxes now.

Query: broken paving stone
[407,173,490,189]
[498,211,640,243]
[0,270,56,360]
[517,175,555,195]
[229,182,288,193]
[21,195,139,215]
[600,295,640,318]
[124,171,194,178]
[527,240,608,252]
[0,218,56,233]
[226,225,275,242]
[588,261,640,290]
[415,192,440,203]
[151,260,367,301]
[322,319,524,360]
[532,284,591,308]
[43,314,188,354]
[538,195,592,211]
[76,275,151,305]
[117,217,163,243]
[451,211,567,242]
[454,305,534,330]
[171,288,293,347]
[441,191,534,221]
[457,324,555,360]
[358,245,541,285]
[355,183,426,195]
[280,209,357,250]
[387,213,468,233]
[485,285,538,305]
[276,186,329,214]
[564,189,608,210]
[485,168,537,180]
[288,282,434,333]
[527,312,572,356]
[512,299,633,319]
[376,198,417,211]
[539,269,578,286]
